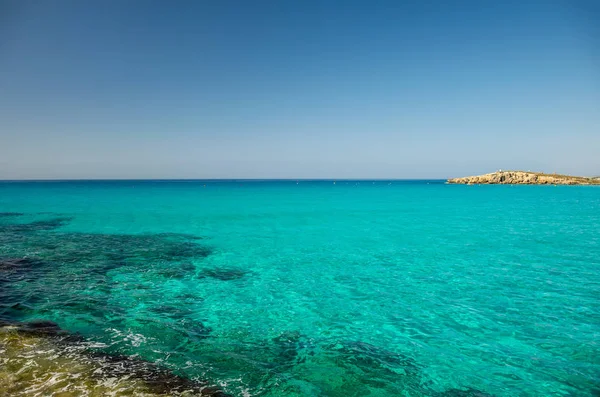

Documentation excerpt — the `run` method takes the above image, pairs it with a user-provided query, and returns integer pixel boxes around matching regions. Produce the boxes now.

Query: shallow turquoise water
[1,180,599,396]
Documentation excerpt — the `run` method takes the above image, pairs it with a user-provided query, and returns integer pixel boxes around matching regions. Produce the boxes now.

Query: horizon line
[0,178,450,182]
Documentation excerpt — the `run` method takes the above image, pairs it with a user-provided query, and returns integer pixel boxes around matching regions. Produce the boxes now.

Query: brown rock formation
[447,171,600,185]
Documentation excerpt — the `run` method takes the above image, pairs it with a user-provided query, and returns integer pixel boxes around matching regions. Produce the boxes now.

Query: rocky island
[448,171,600,185]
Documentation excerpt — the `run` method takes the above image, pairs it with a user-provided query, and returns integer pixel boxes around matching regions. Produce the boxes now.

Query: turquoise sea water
[1,180,599,396]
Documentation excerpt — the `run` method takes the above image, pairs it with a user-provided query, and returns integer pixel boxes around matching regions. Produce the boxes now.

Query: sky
[0,0,599,179]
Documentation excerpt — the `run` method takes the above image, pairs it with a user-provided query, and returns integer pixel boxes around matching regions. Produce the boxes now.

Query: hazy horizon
[1,170,599,182]
[1,1,599,179]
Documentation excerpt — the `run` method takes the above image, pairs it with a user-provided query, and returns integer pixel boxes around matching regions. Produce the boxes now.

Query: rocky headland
[448,171,600,185]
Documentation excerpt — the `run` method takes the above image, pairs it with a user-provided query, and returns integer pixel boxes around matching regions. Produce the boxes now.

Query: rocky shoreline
[0,319,230,396]
[447,171,600,185]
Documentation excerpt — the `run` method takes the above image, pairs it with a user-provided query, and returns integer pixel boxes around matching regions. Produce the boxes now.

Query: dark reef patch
[0,257,48,298]
[187,321,213,339]
[0,217,73,232]
[149,305,194,319]
[0,215,215,346]
[155,232,204,240]
[0,216,211,265]
[0,212,24,217]
[198,267,248,281]
[270,330,314,368]
[330,341,420,376]
[177,292,205,303]
[314,340,426,394]
[0,257,44,271]
[439,388,494,397]
[158,262,197,279]
[15,319,66,336]
[51,232,213,264]
[2,302,36,315]
[0,219,212,274]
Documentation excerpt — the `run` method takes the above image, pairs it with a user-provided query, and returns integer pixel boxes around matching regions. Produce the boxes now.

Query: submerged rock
[0,320,230,396]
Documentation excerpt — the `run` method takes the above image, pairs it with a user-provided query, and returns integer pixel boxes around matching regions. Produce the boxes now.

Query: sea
[1,180,599,396]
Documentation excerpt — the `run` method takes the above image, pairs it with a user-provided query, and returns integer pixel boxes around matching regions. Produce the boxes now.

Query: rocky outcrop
[448,171,600,185]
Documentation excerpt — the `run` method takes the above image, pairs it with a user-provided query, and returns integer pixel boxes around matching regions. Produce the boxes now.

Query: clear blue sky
[1,0,598,179]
